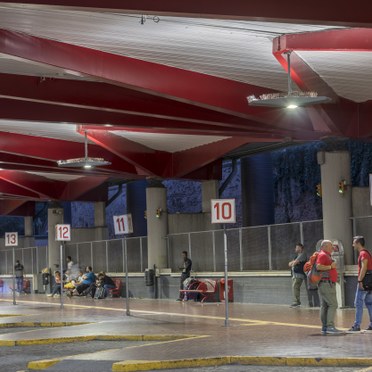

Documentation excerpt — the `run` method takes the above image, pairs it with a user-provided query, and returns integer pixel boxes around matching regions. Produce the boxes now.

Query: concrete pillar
[201,180,219,213]
[318,151,353,264]
[24,216,33,237]
[23,216,35,247]
[47,207,64,270]
[94,201,106,227]
[146,184,168,269]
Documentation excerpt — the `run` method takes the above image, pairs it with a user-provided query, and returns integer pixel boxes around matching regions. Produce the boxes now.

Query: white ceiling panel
[113,131,228,153]
[0,5,343,93]
[26,171,83,182]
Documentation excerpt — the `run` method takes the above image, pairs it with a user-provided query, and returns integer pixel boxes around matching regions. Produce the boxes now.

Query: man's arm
[316,261,336,271]
[358,259,368,288]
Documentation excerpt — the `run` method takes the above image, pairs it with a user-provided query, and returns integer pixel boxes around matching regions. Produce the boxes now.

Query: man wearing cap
[316,240,343,335]
[348,236,372,332]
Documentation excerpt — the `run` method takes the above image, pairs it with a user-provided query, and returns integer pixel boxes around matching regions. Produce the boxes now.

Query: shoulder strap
[359,250,372,268]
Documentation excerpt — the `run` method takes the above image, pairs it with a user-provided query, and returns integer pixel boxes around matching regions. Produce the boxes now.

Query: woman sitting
[47,271,61,298]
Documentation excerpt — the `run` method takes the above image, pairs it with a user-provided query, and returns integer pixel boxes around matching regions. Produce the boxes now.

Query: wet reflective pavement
[0,294,371,371]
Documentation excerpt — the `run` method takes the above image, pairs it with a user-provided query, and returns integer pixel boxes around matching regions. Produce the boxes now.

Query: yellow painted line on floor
[124,335,209,350]
[112,356,372,371]
[0,334,201,347]
[0,297,330,331]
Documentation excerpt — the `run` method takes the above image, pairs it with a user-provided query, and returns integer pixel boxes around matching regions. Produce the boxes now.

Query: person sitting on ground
[96,272,116,298]
[47,271,61,298]
[69,266,95,297]
[64,269,83,295]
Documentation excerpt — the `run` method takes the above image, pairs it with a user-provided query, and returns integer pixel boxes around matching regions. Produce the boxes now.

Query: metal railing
[1,215,372,275]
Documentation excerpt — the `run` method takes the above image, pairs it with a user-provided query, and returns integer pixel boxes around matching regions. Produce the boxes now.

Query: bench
[108,278,122,297]
[179,279,218,303]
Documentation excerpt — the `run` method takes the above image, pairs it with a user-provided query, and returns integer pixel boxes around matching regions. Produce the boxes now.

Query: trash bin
[218,278,234,302]
[144,269,155,286]
[42,272,50,286]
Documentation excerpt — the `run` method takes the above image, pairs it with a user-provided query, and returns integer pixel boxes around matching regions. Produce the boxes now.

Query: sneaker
[290,303,300,308]
[47,294,53,297]
[348,325,361,332]
[54,294,60,298]
[321,327,327,335]
[176,298,182,301]
[326,327,344,335]
[365,326,372,331]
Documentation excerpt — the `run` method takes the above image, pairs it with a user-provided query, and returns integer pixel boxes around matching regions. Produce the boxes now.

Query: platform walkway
[0,294,371,371]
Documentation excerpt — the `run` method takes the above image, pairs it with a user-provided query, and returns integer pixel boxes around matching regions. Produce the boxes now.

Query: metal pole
[212,230,216,272]
[223,224,229,327]
[12,247,16,306]
[60,243,64,309]
[299,222,304,245]
[123,238,130,316]
[267,225,272,270]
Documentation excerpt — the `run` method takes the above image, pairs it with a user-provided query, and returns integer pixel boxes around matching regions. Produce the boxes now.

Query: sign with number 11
[113,214,133,235]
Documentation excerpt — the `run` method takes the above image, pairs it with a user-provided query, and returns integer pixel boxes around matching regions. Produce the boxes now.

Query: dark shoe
[176,298,182,301]
[321,327,327,336]
[290,303,300,308]
[348,325,361,332]
[365,326,372,331]
[326,327,344,335]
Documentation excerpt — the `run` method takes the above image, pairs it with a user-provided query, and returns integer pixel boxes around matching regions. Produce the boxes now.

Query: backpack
[303,252,322,289]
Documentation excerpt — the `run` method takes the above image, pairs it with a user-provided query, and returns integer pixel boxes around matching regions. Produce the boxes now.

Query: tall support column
[202,180,219,213]
[319,151,353,264]
[93,201,108,241]
[47,206,64,270]
[23,216,35,247]
[146,183,168,269]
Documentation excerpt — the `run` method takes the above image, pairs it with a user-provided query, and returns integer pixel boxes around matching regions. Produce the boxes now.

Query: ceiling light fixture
[57,131,111,168]
[247,51,332,108]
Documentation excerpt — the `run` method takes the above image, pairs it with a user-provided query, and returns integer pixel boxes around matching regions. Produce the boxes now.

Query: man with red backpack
[348,236,372,332]
[316,240,343,335]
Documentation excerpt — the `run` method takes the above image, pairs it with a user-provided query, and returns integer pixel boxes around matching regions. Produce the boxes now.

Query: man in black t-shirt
[177,251,192,301]
[288,243,307,308]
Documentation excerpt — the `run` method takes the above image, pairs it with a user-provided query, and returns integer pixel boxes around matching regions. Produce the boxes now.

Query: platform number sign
[55,224,71,241]
[113,214,133,235]
[211,199,236,224]
[5,232,18,246]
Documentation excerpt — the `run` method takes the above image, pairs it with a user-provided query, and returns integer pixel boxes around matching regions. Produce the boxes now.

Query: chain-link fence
[2,215,372,275]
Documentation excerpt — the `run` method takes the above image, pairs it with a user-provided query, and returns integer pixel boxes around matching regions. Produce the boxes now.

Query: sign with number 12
[55,224,71,241]
[113,214,133,235]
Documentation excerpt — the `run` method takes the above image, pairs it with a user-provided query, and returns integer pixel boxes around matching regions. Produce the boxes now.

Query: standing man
[316,240,343,335]
[14,260,24,294]
[288,243,307,308]
[177,251,192,301]
[348,236,372,332]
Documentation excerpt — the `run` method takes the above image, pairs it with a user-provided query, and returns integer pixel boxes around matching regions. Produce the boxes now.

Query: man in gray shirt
[288,243,307,308]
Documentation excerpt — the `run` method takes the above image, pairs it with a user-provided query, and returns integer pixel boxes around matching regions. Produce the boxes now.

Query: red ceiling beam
[0,29,275,119]
[171,137,270,178]
[60,176,109,201]
[0,178,41,199]
[1,1,371,26]
[0,73,267,128]
[0,170,63,198]
[0,200,35,216]
[83,129,170,177]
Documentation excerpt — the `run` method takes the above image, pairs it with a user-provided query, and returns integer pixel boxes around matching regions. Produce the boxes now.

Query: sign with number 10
[211,199,236,224]
[55,224,71,241]
[113,214,133,235]
[5,232,18,246]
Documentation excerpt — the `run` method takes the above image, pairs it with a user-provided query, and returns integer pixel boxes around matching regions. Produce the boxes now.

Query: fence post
[188,233,192,258]
[299,222,304,245]
[140,237,144,273]
[212,231,216,272]
[76,243,80,265]
[267,225,272,270]
[105,240,109,273]
[239,227,243,272]
[90,242,94,268]
[31,248,34,275]
[351,217,356,237]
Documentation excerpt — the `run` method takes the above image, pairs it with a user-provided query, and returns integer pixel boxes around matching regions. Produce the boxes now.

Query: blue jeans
[353,286,372,328]
[103,284,115,296]
[16,277,23,293]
